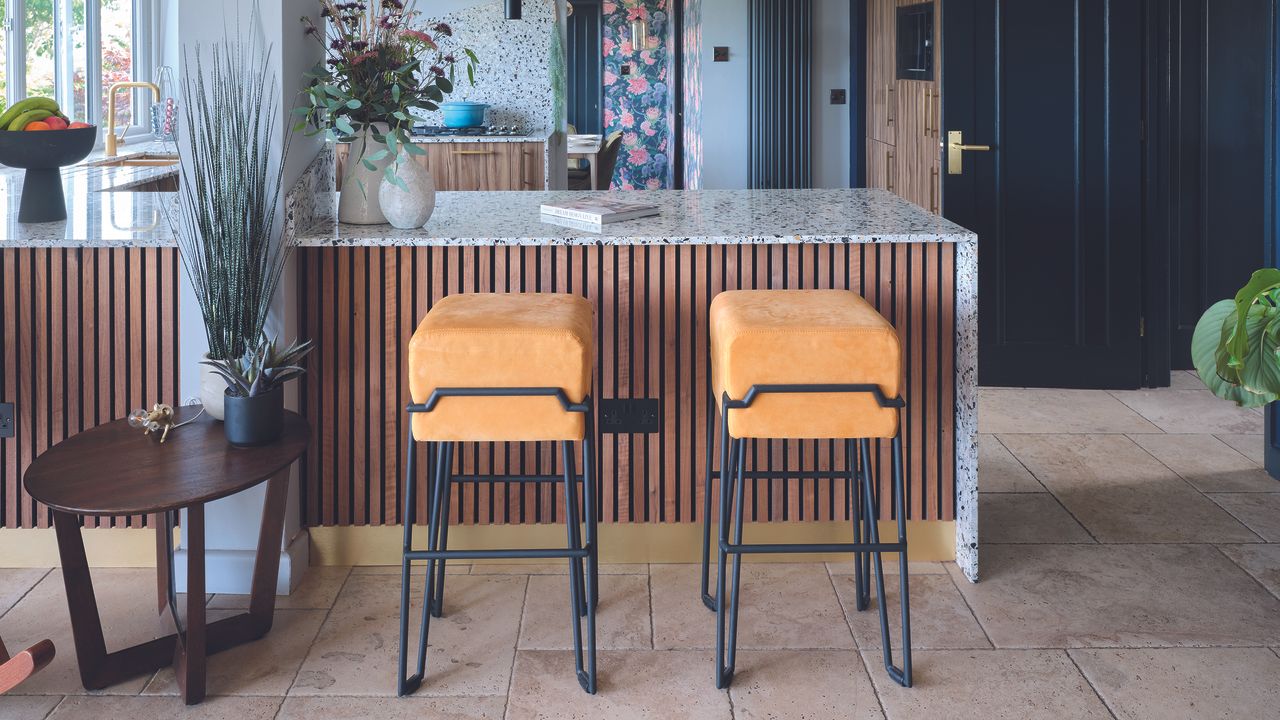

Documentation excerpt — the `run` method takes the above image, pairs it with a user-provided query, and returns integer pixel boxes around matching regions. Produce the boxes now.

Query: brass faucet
[105,81,161,156]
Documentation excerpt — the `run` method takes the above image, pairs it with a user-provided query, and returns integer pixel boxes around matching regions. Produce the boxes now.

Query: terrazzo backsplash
[417,0,558,131]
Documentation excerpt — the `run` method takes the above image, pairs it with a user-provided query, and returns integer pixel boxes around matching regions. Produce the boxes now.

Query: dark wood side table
[22,406,308,705]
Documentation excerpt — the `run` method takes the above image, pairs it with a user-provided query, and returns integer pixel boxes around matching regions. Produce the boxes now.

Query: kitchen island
[290,159,979,580]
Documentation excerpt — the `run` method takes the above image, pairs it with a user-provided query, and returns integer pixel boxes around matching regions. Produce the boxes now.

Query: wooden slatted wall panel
[298,243,956,527]
[0,248,180,529]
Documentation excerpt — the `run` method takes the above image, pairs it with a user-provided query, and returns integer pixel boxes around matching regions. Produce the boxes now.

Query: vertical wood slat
[0,248,179,529]
[298,243,958,528]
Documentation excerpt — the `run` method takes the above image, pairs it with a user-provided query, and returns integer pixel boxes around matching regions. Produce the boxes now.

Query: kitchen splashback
[417,0,557,132]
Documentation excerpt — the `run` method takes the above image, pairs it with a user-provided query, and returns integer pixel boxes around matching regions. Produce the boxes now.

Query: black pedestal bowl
[0,126,97,223]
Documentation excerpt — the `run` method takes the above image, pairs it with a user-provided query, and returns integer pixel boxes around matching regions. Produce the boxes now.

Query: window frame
[2,0,156,141]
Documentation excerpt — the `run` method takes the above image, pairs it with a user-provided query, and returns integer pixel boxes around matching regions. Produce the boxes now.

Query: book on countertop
[539,197,661,224]
[539,214,607,233]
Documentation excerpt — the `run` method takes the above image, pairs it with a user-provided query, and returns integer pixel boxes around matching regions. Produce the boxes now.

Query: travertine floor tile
[0,569,168,695]
[519,574,651,650]
[978,388,1159,434]
[1000,434,1258,543]
[1208,493,1280,541]
[948,544,1280,647]
[1130,434,1279,492]
[1215,434,1266,466]
[506,650,732,719]
[1070,647,1280,720]
[1168,370,1205,390]
[208,566,352,610]
[731,650,884,720]
[833,574,990,650]
[0,568,49,617]
[977,435,1044,492]
[0,695,61,720]
[866,649,1109,719]
[1110,388,1263,434]
[45,695,281,719]
[143,609,326,697]
[827,560,947,576]
[291,573,524,697]
[1217,544,1280,598]
[651,564,852,650]
[277,696,506,719]
[979,493,1093,544]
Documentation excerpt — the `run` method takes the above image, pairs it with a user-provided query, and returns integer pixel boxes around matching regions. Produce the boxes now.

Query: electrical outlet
[830,89,847,105]
[713,46,730,62]
[600,398,660,434]
[0,402,14,439]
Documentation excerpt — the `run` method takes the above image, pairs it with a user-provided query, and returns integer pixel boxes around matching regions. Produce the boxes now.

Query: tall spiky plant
[168,24,292,361]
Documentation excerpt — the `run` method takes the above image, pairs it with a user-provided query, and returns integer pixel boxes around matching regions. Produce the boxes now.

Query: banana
[7,109,54,131]
[0,97,59,130]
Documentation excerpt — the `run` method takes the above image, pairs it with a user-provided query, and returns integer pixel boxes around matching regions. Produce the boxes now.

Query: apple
[44,116,68,130]
[67,122,92,129]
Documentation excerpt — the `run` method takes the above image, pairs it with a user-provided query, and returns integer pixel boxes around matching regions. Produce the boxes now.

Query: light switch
[830,89,847,105]
[714,46,729,62]
[621,64,632,76]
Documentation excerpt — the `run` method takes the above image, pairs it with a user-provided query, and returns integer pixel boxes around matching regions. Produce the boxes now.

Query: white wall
[696,0,851,189]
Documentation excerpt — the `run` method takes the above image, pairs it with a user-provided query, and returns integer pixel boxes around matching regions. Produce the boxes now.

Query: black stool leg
[561,441,588,684]
[431,443,454,618]
[415,443,450,682]
[849,440,869,612]
[568,450,587,619]
[864,436,912,688]
[702,392,729,611]
[397,433,422,696]
[579,406,599,693]
[715,437,745,689]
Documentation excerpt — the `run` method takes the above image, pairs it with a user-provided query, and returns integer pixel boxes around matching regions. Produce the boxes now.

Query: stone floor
[4,375,1280,718]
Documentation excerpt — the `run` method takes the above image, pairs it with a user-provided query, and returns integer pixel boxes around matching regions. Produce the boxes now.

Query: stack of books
[540,197,660,232]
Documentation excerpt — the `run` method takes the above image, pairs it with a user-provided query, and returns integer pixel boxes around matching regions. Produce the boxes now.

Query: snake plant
[1192,268,1280,407]
[201,335,314,398]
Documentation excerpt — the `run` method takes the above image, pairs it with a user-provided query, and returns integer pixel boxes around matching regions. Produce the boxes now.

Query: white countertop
[295,189,976,247]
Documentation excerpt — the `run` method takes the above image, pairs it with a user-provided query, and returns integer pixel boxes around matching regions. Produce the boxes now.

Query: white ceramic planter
[338,122,393,225]
[379,152,437,229]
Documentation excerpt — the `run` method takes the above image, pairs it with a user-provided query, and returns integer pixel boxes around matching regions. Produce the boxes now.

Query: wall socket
[600,398,660,434]
[0,402,14,439]
[830,89,847,105]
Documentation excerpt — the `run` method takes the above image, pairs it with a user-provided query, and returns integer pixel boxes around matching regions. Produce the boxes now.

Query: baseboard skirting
[0,520,955,568]
[309,520,956,566]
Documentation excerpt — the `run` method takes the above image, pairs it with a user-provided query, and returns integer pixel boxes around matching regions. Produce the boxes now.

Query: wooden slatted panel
[0,248,179,529]
[297,243,957,527]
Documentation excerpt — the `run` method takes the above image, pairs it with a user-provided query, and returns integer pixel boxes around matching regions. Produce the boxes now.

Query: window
[2,0,153,134]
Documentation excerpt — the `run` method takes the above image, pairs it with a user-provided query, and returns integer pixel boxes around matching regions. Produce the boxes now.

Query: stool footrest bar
[719,541,906,555]
[405,547,590,561]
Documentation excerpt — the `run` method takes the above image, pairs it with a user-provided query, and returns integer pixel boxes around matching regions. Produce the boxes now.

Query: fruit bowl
[0,126,97,223]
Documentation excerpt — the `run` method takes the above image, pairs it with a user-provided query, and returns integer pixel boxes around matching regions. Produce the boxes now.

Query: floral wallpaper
[681,0,702,189]
[602,0,673,189]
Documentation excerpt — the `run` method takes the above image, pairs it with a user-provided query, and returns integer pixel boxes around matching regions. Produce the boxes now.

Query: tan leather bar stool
[397,293,598,695]
[699,289,912,689]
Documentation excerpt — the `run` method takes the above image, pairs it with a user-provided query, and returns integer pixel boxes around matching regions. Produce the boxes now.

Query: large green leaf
[1228,268,1280,370]
[1193,299,1277,407]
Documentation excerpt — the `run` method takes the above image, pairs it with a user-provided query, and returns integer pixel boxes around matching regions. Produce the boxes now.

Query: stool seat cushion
[710,289,901,439]
[408,293,594,441]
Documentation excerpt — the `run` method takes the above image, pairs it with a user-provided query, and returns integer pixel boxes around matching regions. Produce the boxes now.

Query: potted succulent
[296,0,478,225]
[168,28,293,420]
[203,335,314,446]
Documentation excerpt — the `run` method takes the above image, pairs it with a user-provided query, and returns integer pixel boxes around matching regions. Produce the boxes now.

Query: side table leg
[248,471,290,633]
[51,510,108,689]
[154,512,170,615]
[174,504,207,705]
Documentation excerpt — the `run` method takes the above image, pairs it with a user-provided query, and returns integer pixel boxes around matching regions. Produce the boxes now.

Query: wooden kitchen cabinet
[335,141,544,191]
[866,138,895,193]
[867,0,898,146]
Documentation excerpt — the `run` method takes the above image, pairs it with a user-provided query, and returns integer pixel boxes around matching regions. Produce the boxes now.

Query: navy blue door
[567,0,604,134]
[942,1,1146,388]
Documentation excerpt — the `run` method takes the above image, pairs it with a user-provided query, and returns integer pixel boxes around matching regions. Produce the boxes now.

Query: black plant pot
[222,385,284,447]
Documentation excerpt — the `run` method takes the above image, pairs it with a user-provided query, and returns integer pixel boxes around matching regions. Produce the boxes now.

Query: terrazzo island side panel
[296,242,959,528]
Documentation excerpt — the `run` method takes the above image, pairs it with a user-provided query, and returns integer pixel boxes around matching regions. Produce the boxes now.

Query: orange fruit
[24,121,52,131]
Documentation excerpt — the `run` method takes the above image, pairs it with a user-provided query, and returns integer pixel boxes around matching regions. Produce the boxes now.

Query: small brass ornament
[128,404,204,443]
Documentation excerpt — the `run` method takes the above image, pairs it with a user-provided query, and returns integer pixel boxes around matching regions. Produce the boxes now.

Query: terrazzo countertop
[295,189,977,247]
[1,140,178,247]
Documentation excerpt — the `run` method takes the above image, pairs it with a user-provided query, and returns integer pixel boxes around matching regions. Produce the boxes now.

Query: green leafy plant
[295,0,478,189]
[201,335,315,398]
[1192,268,1280,407]
[168,24,291,362]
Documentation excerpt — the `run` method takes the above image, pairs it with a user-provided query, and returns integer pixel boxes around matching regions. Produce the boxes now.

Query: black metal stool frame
[697,383,913,690]
[397,387,598,696]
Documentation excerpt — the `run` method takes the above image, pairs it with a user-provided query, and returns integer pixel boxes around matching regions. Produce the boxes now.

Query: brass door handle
[886,85,895,125]
[947,130,992,175]
[886,150,895,192]
[929,166,940,213]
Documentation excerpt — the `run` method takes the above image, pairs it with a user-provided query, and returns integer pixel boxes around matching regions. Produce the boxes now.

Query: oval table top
[23,406,309,516]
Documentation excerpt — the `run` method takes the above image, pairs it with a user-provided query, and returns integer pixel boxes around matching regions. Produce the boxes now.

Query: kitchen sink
[93,152,179,168]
